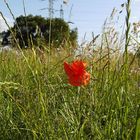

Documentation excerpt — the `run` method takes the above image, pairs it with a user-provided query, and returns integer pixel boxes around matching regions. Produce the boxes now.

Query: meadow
[0,0,140,139]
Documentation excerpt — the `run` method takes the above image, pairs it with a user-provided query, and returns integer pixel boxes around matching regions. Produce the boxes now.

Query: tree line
[1,15,78,48]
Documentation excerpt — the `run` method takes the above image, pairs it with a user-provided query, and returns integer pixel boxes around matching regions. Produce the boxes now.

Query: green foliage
[11,15,78,48]
[69,28,78,46]
[43,18,70,47]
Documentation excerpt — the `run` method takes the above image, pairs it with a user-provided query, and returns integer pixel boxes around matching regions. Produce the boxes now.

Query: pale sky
[0,0,140,42]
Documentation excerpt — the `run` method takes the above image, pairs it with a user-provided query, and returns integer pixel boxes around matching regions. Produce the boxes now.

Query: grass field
[0,43,139,139]
[0,0,140,139]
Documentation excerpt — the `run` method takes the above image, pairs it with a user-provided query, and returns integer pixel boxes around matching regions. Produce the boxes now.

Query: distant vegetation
[1,15,78,48]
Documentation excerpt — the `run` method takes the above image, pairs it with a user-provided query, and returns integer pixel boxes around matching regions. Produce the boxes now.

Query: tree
[12,15,47,48]
[9,15,78,48]
[42,18,70,47]
[69,28,78,46]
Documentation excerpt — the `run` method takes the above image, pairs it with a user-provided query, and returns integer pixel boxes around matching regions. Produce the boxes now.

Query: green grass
[0,46,139,140]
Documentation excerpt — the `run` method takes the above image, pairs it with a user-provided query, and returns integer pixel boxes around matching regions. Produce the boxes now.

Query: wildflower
[64,60,90,86]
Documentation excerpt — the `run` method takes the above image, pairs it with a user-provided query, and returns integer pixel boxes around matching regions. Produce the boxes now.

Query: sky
[0,0,140,42]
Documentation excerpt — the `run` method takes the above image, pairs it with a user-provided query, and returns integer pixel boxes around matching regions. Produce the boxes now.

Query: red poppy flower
[64,60,90,86]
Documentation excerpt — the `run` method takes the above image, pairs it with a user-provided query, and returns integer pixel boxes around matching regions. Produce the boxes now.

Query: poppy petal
[69,77,82,86]
[64,62,73,76]
[64,60,90,86]
[82,72,90,85]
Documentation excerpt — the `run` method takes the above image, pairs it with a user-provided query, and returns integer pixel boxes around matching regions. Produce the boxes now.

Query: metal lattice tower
[60,5,64,19]
[40,0,67,19]
[48,0,54,18]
